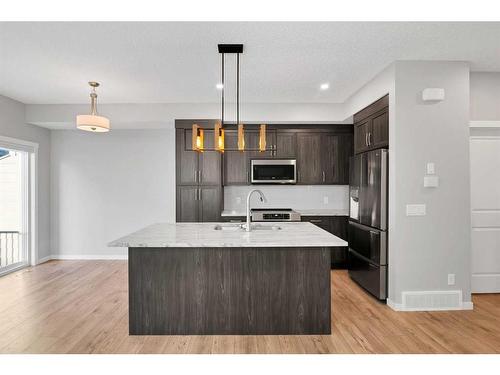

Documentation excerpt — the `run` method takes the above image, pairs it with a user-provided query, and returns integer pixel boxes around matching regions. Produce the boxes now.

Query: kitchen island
[109,222,347,335]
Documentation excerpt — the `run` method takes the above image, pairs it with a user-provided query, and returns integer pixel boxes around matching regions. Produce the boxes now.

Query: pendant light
[191,44,266,152]
[192,124,204,152]
[214,122,224,152]
[259,124,266,152]
[76,82,110,132]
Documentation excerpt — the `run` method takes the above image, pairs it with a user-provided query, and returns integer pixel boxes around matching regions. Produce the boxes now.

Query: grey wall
[0,95,51,261]
[391,61,471,304]
[345,61,471,307]
[50,129,176,258]
[470,72,500,120]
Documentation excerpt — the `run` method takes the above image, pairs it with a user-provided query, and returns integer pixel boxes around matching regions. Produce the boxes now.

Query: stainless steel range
[250,208,301,222]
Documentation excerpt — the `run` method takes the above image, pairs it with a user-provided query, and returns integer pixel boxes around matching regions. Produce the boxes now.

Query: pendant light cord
[221,53,225,126]
[237,53,240,125]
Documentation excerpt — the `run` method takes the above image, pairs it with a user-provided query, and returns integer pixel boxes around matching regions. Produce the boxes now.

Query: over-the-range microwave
[250,159,297,184]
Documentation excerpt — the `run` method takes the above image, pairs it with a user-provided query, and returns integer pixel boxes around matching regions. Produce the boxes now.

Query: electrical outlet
[448,274,455,286]
[323,196,329,205]
[406,204,426,216]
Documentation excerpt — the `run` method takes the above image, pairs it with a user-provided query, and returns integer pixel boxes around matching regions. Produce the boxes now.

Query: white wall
[224,185,349,213]
[0,95,51,261]
[26,102,350,130]
[50,129,176,258]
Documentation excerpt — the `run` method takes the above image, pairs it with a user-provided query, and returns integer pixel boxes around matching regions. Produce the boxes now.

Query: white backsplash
[224,185,349,213]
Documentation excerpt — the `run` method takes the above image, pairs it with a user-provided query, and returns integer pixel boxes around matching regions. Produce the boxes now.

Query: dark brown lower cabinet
[301,216,349,269]
[176,186,222,222]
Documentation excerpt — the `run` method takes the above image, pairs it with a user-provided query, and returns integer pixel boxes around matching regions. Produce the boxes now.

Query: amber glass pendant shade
[237,124,245,151]
[192,124,204,152]
[214,122,225,152]
[259,124,266,152]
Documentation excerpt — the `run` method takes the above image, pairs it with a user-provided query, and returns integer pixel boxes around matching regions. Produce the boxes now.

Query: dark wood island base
[128,246,331,335]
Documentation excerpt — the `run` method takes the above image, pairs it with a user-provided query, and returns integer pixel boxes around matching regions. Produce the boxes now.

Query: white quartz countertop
[221,208,349,217]
[108,222,348,248]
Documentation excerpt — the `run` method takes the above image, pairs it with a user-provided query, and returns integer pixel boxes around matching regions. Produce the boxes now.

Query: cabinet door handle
[194,170,198,183]
[322,171,325,182]
[309,219,323,223]
[198,188,201,201]
[368,132,372,146]
[198,170,202,184]
[365,133,368,146]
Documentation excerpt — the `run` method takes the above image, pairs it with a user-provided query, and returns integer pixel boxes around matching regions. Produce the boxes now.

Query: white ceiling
[1,22,500,105]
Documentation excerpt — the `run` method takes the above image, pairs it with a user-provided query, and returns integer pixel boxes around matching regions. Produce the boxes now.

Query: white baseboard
[472,274,500,293]
[387,290,474,311]
[49,254,128,260]
[36,255,53,264]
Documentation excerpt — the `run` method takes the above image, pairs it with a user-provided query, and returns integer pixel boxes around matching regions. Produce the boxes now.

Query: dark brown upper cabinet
[275,131,297,158]
[353,95,389,154]
[177,128,221,186]
[246,130,276,159]
[323,133,352,185]
[296,132,352,185]
[223,130,250,185]
[175,125,222,223]
[296,133,323,184]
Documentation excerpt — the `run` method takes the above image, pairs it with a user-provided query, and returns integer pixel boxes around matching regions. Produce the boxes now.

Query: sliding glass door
[0,147,29,275]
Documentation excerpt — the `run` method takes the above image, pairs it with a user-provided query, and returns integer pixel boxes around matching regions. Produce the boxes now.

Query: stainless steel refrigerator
[348,149,388,300]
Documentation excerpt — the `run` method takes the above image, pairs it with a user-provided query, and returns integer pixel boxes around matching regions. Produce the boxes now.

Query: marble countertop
[221,208,349,217]
[108,222,348,248]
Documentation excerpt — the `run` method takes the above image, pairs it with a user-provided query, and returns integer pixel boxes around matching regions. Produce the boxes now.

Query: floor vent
[401,290,463,311]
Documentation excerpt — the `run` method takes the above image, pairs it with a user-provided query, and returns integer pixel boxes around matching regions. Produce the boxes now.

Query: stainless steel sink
[251,224,282,231]
[213,224,282,231]
[213,224,244,231]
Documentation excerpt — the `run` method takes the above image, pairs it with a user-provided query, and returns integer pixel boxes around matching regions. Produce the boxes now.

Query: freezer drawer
[348,221,387,266]
[348,248,387,300]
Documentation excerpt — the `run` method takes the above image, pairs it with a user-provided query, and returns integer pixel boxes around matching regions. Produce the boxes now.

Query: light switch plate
[424,176,439,188]
[406,204,426,216]
[426,162,435,175]
[448,274,456,286]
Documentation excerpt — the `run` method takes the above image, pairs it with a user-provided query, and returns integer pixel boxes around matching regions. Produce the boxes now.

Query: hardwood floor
[0,260,499,354]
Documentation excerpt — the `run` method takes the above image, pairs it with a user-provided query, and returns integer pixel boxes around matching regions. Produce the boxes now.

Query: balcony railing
[0,231,21,268]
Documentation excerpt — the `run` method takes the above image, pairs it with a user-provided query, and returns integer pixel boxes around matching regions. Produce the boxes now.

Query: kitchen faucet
[245,189,267,232]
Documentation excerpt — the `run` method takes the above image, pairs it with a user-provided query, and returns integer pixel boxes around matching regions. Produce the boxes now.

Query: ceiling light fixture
[320,83,330,90]
[76,82,110,132]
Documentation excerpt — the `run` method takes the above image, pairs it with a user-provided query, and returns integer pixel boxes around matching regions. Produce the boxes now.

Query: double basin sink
[213,223,282,231]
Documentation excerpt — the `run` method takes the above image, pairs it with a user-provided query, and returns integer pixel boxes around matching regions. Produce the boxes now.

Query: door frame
[0,135,39,273]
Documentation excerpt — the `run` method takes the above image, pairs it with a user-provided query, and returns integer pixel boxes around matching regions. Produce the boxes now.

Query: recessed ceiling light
[216,83,224,90]
[320,83,329,90]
